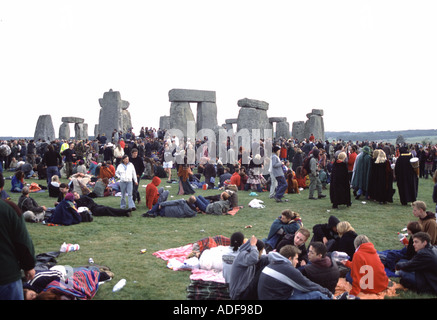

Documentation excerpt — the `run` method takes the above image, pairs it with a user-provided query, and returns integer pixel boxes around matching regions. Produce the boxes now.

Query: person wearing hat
[329,152,351,208]
[308,148,326,200]
[271,145,288,202]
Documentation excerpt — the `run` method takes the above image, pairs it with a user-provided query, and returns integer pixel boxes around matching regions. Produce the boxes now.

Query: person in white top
[115,155,138,210]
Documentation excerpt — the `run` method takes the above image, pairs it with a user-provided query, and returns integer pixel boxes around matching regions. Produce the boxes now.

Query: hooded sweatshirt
[344,242,389,296]
[228,241,260,299]
[418,211,437,245]
[257,251,332,300]
[301,256,340,293]
[146,176,161,209]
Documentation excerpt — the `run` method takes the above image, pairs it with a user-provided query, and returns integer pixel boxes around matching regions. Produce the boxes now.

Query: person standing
[329,152,351,209]
[271,145,288,202]
[115,155,138,211]
[61,142,76,178]
[308,149,326,200]
[0,199,36,299]
[395,146,418,205]
[368,149,395,204]
[42,144,63,184]
[351,145,372,200]
[129,148,145,205]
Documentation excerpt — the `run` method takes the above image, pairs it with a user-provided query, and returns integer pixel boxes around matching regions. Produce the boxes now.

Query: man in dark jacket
[396,232,437,294]
[129,148,145,205]
[0,199,36,299]
[301,242,340,294]
[73,192,132,217]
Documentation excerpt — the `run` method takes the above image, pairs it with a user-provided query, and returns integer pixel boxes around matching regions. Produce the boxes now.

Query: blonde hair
[375,149,387,164]
[412,201,427,212]
[337,152,347,162]
[336,221,355,237]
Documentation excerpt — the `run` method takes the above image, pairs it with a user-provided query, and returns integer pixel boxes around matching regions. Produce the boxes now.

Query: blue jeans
[289,289,331,300]
[0,279,24,300]
[119,181,135,209]
[275,176,287,199]
[46,165,60,184]
[195,195,210,212]
[398,270,417,291]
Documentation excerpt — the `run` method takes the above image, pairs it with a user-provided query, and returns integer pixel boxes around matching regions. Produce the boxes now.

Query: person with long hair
[10,170,25,192]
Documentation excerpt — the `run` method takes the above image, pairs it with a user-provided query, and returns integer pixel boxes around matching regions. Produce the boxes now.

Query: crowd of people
[1,126,437,300]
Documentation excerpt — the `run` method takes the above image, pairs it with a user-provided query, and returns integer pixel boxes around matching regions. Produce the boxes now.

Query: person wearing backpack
[308,149,326,200]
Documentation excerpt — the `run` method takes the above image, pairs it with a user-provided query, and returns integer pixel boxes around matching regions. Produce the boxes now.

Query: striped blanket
[43,268,100,300]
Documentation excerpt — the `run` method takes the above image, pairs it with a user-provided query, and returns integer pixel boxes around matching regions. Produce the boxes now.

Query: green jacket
[0,200,36,285]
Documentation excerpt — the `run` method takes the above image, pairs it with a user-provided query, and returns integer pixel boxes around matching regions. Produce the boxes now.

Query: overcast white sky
[1,0,436,138]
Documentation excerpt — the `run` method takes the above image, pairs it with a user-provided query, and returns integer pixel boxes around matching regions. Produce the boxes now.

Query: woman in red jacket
[342,235,389,296]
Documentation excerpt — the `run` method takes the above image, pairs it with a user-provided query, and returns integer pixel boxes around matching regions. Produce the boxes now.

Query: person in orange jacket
[341,235,389,296]
[146,176,161,210]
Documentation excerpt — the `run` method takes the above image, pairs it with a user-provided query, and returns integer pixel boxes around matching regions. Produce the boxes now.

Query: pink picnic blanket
[190,268,225,283]
[152,244,194,263]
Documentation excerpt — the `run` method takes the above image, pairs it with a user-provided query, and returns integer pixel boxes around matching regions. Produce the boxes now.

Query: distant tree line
[325,129,437,142]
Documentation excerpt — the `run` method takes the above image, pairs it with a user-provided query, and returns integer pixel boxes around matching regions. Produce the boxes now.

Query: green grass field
[4,170,437,300]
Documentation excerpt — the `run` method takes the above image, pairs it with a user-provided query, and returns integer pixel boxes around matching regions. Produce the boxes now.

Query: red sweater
[344,242,389,296]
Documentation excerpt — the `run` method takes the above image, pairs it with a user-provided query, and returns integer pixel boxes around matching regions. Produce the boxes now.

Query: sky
[1,0,436,138]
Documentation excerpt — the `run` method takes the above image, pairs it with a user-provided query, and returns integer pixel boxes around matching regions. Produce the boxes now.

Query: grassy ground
[4,169,437,300]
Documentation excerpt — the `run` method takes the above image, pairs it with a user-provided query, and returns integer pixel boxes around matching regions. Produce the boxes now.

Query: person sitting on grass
[257,245,333,300]
[300,241,340,294]
[341,235,389,297]
[17,186,47,222]
[10,170,25,193]
[395,231,437,295]
[275,228,311,268]
[264,209,303,252]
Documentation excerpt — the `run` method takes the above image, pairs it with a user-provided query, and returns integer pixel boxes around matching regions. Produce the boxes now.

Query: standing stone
[292,121,305,141]
[304,109,325,141]
[75,123,88,140]
[159,116,171,130]
[98,89,131,139]
[276,121,290,139]
[34,115,55,142]
[197,102,218,132]
[169,101,195,137]
[59,122,70,140]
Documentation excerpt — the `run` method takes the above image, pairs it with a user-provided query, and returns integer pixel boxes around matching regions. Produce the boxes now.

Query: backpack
[302,155,312,175]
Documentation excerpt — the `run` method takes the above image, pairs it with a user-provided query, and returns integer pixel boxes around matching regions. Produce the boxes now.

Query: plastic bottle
[60,242,80,252]
[331,251,350,262]
[113,279,127,292]
[398,232,409,245]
